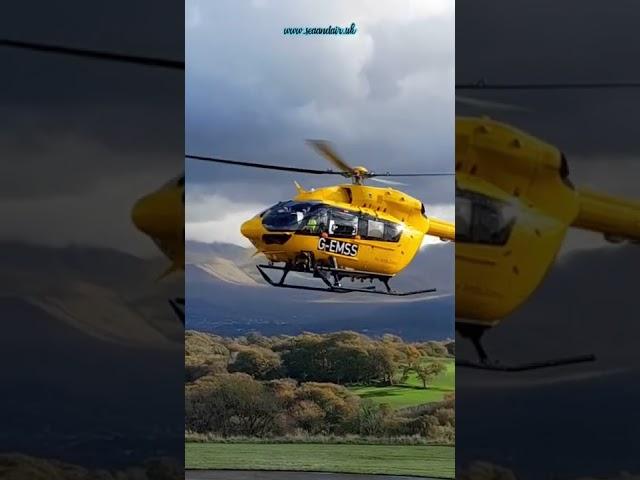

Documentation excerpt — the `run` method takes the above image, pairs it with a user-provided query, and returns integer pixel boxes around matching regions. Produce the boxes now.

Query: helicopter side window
[455,188,515,245]
[455,197,472,242]
[383,222,403,242]
[329,210,358,237]
[355,214,402,242]
[366,219,385,239]
[358,217,368,237]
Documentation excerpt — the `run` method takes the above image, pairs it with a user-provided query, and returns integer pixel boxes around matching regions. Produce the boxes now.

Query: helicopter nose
[131,194,157,235]
[241,216,262,244]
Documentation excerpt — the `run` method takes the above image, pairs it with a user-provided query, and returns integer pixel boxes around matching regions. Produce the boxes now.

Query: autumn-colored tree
[230,346,282,379]
[414,361,446,389]
[185,331,230,382]
[368,345,398,385]
[290,399,326,434]
[185,373,281,436]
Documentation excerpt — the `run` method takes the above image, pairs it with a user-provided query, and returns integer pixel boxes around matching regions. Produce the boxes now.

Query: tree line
[185,330,455,442]
[186,330,453,386]
[186,372,454,441]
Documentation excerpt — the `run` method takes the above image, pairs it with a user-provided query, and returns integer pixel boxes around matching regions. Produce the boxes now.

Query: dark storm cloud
[1,1,184,254]
[456,0,640,158]
[186,0,455,209]
[1,1,184,199]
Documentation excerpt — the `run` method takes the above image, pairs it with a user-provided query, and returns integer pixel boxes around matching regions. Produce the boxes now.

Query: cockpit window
[299,207,329,234]
[262,201,322,231]
[261,201,403,242]
[456,188,515,245]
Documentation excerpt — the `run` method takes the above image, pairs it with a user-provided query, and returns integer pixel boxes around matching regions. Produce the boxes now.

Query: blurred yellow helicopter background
[455,83,640,370]
[0,38,187,322]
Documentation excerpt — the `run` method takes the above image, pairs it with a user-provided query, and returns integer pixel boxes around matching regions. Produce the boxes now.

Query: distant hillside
[0,242,183,346]
[185,240,454,341]
[186,240,254,265]
[0,242,184,468]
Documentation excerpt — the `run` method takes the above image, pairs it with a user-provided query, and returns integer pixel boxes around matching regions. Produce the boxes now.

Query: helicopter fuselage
[455,116,640,327]
[240,183,445,276]
[455,117,579,325]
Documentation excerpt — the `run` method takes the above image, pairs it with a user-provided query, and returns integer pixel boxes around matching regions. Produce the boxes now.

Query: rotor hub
[351,166,369,184]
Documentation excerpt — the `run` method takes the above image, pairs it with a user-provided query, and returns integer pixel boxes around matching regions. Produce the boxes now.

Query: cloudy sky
[185,0,455,247]
[1,1,183,258]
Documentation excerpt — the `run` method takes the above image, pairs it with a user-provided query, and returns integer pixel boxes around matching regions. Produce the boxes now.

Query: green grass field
[185,442,454,478]
[348,358,455,409]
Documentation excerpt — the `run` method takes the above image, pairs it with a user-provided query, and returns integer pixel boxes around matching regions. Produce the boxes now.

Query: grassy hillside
[185,442,455,478]
[349,358,455,409]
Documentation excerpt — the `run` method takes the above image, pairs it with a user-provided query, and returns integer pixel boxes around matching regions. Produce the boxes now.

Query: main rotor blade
[456,95,530,112]
[370,177,407,186]
[457,81,640,90]
[186,154,346,175]
[370,172,455,177]
[0,38,184,70]
[306,139,354,174]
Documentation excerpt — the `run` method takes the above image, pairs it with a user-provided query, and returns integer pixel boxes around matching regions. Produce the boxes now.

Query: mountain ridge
[185,239,454,341]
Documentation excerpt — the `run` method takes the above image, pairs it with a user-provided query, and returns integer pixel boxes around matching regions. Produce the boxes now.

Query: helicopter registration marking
[317,238,359,257]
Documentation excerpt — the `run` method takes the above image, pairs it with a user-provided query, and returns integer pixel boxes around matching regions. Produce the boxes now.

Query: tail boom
[573,189,640,242]
[426,217,455,241]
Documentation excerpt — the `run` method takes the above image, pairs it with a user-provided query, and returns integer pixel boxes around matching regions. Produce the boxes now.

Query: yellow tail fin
[294,181,305,194]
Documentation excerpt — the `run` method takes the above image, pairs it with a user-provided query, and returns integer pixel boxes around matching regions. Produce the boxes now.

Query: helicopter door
[299,207,329,235]
[456,188,518,313]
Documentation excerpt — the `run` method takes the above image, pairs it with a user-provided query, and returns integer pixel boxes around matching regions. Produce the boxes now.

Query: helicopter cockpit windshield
[456,187,516,246]
[262,201,325,232]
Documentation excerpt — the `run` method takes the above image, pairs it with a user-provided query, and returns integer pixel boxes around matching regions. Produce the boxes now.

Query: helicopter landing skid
[456,323,596,372]
[457,354,596,372]
[256,264,436,296]
[169,297,185,324]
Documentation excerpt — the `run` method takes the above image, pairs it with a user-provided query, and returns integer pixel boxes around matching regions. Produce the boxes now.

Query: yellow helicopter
[130,174,186,321]
[454,112,640,370]
[131,174,185,278]
[187,140,455,296]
